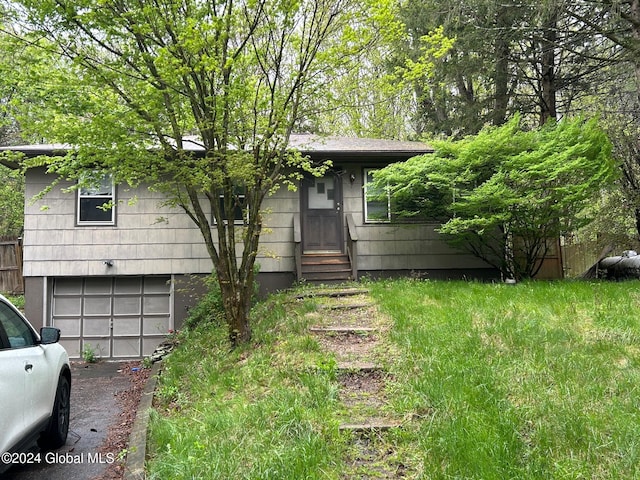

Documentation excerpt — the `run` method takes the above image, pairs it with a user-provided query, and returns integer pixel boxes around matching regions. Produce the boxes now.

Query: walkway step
[309,326,378,334]
[339,419,403,433]
[296,288,370,299]
[320,302,374,310]
[337,361,383,373]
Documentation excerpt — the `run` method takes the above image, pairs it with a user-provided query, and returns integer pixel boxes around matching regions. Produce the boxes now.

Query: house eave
[0,135,433,166]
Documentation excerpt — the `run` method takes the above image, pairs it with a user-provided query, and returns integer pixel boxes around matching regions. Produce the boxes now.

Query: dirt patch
[315,331,381,363]
[91,362,151,480]
[338,370,389,409]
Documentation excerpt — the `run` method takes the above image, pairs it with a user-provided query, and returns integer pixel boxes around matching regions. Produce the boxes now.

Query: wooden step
[295,288,369,299]
[302,271,352,282]
[339,419,403,433]
[319,302,374,310]
[337,361,383,373]
[301,253,352,281]
[309,326,378,334]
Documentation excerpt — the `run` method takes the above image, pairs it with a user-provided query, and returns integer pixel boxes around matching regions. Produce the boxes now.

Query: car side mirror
[40,327,61,345]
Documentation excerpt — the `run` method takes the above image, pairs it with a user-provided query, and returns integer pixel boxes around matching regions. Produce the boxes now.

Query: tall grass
[370,279,640,479]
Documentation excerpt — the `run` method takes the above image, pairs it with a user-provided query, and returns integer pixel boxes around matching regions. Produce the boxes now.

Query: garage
[51,276,172,359]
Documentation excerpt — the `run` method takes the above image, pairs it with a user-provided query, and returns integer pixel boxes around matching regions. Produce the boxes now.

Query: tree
[0,164,24,237]
[562,0,640,239]
[392,0,619,136]
[2,0,386,345]
[372,116,616,280]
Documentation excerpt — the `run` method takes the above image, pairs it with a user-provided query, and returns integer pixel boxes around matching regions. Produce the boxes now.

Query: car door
[0,301,52,452]
[0,319,27,454]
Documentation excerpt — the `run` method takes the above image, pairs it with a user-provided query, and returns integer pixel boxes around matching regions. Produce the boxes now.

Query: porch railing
[346,214,358,281]
[293,215,302,281]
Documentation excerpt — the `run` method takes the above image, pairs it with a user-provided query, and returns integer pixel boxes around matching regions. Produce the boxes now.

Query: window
[77,174,115,225]
[0,302,36,349]
[364,168,390,222]
[214,186,247,224]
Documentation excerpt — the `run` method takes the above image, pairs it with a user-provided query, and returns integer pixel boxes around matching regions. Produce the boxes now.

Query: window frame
[76,174,116,226]
[363,168,391,223]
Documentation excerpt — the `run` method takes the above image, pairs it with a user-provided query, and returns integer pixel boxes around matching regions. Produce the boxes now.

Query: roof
[0,134,433,168]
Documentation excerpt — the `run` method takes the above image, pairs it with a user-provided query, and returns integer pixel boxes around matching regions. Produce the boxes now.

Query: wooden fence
[0,237,24,294]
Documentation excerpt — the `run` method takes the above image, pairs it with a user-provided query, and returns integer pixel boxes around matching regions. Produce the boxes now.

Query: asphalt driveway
[3,361,135,480]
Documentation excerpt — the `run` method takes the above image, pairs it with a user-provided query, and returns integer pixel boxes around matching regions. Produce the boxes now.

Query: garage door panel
[143,296,170,315]
[53,317,81,336]
[114,297,141,316]
[54,278,82,295]
[85,278,113,294]
[115,277,142,294]
[143,316,170,335]
[113,317,141,336]
[53,297,81,316]
[113,338,141,358]
[83,317,111,336]
[82,339,110,358]
[84,297,112,316]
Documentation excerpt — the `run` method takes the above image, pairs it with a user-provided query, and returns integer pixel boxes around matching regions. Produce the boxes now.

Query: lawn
[146,280,640,479]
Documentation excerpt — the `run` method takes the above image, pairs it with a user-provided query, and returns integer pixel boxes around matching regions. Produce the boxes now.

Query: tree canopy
[372,116,616,279]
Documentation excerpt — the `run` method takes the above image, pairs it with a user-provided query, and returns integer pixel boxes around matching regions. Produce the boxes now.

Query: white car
[0,294,71,472]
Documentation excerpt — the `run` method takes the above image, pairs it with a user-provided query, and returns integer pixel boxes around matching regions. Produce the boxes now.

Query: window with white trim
[364,168,391,223]
[77,174,115,225]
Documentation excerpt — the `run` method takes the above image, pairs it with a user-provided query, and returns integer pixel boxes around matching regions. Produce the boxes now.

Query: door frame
[300,172,344,253]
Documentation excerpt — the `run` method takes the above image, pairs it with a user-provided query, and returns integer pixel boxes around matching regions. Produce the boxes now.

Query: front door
[301,174,343,252]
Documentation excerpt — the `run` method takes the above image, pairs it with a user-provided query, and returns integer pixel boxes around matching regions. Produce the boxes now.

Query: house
[1,135,497,359]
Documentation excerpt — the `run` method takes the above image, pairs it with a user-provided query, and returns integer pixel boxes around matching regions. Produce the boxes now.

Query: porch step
[302,253,352,282]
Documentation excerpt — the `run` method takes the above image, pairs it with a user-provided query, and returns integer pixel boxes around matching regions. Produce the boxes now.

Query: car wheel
[39,375,70,449]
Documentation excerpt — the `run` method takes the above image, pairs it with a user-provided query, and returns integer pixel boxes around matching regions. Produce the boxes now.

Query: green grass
[146,280,640,479]
[369,279,640,479]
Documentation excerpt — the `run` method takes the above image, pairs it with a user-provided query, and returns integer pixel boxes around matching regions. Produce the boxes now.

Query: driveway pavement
[3,361,134,480]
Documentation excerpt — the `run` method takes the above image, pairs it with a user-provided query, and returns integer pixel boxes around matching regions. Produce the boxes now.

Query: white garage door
[52,276,172,359]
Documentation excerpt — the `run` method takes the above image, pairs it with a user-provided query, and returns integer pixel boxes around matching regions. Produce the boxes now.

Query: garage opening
[51,276,172,359]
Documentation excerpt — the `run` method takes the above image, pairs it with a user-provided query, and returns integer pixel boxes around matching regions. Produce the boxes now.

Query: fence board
[0,237,24,294]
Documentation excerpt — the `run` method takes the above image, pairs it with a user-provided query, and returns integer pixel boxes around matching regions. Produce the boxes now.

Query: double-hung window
[77,174,115,225]
[364,168,391,223]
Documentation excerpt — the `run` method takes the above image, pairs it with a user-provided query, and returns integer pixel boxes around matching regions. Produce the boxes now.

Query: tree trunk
[633,0,640,106]
[220,279,253,346]
[493,4,510,126]
[539,9,558,125]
